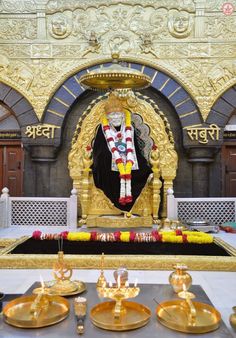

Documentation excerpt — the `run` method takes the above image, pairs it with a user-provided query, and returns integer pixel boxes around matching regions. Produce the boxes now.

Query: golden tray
[33,280,86,297]
[156,299,221,333]
[3,295,70,328]
[90,300,151,331]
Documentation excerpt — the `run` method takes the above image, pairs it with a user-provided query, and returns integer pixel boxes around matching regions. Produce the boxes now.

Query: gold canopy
[79,53,151,90]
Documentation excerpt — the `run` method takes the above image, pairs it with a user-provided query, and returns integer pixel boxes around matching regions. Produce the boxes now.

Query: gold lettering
[25,125,37,139]
[198,128,208,144]
[187,128,199,141]
[208,124,220,141]
[186,124,220,144]
[25,124,60,139]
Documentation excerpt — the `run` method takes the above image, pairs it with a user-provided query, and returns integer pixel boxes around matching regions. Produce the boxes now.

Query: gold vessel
[169,263,192,293]
[229,306,236,331]
[3,294,69,328]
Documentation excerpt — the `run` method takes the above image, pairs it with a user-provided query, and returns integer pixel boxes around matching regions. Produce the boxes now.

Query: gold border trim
[0,237,235,271]
[214,237,236,257]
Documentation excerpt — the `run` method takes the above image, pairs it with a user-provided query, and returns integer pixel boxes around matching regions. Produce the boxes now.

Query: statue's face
[51,16,68,36]
[107,111,124,127]
[173,14,189,33]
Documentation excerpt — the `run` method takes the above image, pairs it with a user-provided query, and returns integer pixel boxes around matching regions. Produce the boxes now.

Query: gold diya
[156,289,221,333]
[91,256,151,331]
[33,250,86,296]
[3,293,69,328]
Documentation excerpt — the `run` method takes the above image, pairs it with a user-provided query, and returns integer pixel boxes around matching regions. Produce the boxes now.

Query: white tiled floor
[0,226,236,337]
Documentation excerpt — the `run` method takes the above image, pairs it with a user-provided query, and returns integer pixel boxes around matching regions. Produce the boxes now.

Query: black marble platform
[10,238,230,256]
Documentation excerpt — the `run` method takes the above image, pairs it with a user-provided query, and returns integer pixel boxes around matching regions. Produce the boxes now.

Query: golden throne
[68,92,178,227]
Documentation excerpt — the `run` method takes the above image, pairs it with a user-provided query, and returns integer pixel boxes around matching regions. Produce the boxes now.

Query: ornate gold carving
[186,124,220,144]
[0,0,36,13]
[0,0,235,122]
[149,148,162,221]
[168,9,194,38]
[25,124,60,139]
[167,58,236,120]
[69,92,177,226]
[31,44,52,59]
[48,13,72,39]
[0,18,36,40]
[206,15,236,38]
[82,31,101,57]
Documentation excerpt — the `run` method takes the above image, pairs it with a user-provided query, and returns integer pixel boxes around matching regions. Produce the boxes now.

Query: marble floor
[0,226,236,337]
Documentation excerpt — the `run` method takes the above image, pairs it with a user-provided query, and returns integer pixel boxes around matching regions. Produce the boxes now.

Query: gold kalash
[68,54,178,227]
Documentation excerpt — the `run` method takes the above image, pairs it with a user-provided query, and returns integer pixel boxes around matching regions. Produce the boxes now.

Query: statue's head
[51,14,69,37]
[173,12,189,33]
[105,93,124,127]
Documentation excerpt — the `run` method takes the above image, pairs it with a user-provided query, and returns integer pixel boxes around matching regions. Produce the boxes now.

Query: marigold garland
[32,230,213,244]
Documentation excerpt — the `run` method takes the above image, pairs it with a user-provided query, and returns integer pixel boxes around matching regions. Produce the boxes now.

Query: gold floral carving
[68,93,177,225]
[0,18,36,40]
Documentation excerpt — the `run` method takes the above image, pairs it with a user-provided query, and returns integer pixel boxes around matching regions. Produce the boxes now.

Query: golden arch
[68,92,178,227]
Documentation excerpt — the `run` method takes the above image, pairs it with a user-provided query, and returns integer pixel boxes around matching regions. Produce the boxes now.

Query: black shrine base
[11,238,230,256]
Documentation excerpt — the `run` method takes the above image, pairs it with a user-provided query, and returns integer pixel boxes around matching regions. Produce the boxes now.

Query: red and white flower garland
[102,109,136,205]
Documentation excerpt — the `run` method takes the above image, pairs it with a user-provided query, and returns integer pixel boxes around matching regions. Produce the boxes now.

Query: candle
[125,281,129,287]
[40,275,45,293]
[134,278,138,287]
[117,275,121,288]
[109,281,112,287]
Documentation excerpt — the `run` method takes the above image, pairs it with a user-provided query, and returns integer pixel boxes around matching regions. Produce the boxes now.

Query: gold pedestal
[86,215,153,228]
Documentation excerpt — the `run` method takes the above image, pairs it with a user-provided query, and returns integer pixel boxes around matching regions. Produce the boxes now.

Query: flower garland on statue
[32,230,213,244]
[101,109,135,205]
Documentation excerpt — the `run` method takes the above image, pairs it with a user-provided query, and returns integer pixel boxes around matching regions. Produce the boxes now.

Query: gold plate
[90,300,151,331]
[34,280,87,297]
[3,295,69,328]
[156,299,221,333]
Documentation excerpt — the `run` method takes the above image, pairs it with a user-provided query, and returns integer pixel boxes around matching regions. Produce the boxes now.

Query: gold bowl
[3,294,70,328]
[156,299,221,333]
[90,300,151,331]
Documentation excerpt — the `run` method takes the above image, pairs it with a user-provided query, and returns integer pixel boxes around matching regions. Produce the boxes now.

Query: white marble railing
[167,189,236,226]
[0,199,6,227]
[0,187,78,229]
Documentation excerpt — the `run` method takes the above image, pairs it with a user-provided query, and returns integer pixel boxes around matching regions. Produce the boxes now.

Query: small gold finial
[96,253,107,288]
